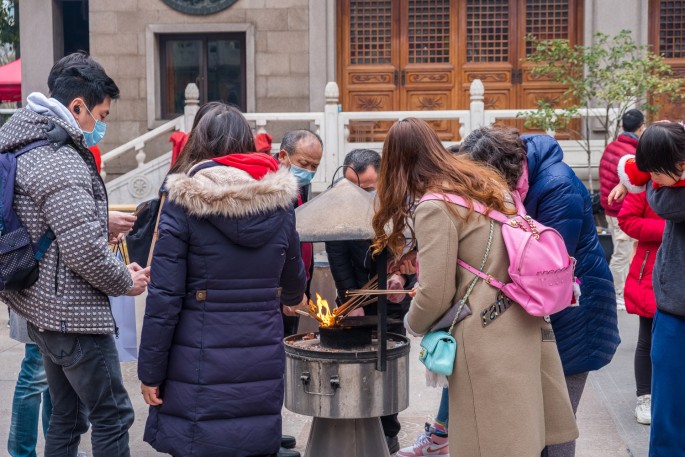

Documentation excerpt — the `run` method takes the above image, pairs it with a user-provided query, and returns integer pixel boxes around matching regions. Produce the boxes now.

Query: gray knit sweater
[0,107,132,334]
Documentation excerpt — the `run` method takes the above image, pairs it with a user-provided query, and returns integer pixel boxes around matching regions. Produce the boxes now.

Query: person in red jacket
[617,190,664,426]
[599,109,645,310]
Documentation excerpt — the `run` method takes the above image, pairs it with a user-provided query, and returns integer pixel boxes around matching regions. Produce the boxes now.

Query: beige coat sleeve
[406,200,459,335]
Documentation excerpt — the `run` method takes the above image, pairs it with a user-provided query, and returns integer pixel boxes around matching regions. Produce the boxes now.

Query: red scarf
[212,153,279,179]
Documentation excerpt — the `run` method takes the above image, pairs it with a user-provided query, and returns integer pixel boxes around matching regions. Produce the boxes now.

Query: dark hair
[622,109,645,133]
[459,126,527,190]
[446,144,463,155]
[371,118,512,259]
[635,122,685,176]
[169,103,255,174]
[191,101,224,131]
[47,51,103,94]
[50,59,119,110]
[343,148,381,174]
[281,129,323,157]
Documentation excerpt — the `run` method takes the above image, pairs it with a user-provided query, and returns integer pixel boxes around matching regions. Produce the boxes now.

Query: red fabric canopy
[0,58,21,102]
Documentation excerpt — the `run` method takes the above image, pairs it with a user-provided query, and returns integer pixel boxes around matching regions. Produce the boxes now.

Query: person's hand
[109,232,125,244]
[283,294,308,317]
[108,211,137,238]
[126,263,150,296]
[347,307,365,317]
[398,258,417,276]
[388,250,417,275]
[608,183,627,205]
[407,287,417,298]
[387,273,407,303]
[141,383,163,406]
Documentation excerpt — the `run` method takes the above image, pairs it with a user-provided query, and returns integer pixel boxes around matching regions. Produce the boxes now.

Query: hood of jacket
[522,134,565,184]
[166,161,299,248]
[0,105,86,154]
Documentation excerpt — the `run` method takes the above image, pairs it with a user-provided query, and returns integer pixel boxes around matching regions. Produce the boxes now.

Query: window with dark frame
[159,33,246,119]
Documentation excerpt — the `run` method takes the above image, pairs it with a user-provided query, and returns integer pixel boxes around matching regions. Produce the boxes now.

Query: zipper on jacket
[54,250,60,295]
[109,305,120,338]
[638,250,650,283]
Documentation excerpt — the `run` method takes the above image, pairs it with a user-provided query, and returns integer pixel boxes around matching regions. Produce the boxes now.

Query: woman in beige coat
[371,118,578,457]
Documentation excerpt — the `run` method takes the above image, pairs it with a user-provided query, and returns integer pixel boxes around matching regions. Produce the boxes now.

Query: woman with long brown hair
[372,118,577,457]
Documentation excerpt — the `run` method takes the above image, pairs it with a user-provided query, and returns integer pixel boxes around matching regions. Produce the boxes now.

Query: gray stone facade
[89,0,310,172]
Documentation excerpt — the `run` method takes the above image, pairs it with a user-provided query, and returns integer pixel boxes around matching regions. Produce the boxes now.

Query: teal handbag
[419,330,456,376]
[418,220,494,377]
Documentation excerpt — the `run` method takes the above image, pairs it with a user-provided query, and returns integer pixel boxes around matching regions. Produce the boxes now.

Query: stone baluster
[100,161,106,181]
[135,142,146,168]
[255,119,268,135]
[183,83,200,133]
[324,81,340,182]
[469,79,485,134]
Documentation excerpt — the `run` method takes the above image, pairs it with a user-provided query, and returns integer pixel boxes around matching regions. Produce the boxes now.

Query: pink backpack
[419,193,577,317]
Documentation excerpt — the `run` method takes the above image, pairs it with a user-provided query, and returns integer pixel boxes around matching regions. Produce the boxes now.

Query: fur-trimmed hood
[166,163,299,247]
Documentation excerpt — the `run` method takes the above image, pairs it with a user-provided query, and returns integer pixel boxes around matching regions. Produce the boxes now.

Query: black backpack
[0,140,55,291]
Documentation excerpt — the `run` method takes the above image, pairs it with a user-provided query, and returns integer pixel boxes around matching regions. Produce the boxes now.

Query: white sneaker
[397,423,449,456]
[635,394,651,425]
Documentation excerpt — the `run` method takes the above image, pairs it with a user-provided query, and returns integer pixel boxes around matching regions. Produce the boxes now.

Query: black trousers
[635,315,653,397]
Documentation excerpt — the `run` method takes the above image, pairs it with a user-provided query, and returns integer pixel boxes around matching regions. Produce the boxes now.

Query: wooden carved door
[458,0,581,138]
[339,0,458,140]
[339,0,581,141]
[649,0,685,121]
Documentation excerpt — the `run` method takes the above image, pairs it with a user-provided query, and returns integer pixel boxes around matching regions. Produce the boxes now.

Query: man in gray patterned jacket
[0,56,149,456]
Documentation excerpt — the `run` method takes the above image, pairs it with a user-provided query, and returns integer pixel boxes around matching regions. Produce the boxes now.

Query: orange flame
[310,293,335,327]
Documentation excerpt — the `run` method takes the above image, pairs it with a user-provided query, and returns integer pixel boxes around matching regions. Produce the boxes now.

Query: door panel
[338,0,581,141]
[649,0,685,122]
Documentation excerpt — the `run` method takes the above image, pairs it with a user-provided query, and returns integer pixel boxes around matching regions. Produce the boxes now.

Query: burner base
[306,417,391,457]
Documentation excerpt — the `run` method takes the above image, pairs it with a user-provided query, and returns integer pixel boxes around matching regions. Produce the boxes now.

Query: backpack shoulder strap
[12,140,51,158]
[419,192,514,225]
[419,193,511,292]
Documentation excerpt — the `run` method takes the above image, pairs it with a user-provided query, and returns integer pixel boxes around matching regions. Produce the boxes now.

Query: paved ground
[0,297,649,456]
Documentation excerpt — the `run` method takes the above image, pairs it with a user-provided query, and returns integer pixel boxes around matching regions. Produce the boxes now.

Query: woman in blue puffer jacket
[137,103,307,457]
[462,126,619,457]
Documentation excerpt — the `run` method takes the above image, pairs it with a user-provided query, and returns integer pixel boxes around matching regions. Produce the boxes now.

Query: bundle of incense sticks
[300,276,380,326]
[333,275,379,322]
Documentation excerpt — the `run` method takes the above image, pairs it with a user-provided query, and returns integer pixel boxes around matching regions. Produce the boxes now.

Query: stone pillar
[469,79,485,133]
[323,81,340,185]
[183,83,200,133]
[19,0,61,100]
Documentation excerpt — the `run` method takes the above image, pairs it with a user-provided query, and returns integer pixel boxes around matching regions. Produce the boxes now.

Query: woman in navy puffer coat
[138,104,306,457]
[461,127,619,457]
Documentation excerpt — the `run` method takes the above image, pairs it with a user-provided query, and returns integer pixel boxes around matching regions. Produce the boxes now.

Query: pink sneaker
[396,423,449,456]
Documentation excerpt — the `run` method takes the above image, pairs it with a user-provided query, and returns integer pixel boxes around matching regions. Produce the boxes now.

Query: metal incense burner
[290,178,412,456]
[285,331,409,456]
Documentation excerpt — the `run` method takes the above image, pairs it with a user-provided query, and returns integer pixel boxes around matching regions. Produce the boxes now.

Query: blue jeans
[27,324,134,457]
[8,344,52,457]
[650,310,685,456]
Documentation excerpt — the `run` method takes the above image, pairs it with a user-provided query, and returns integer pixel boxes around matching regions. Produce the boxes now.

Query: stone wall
[88,0,311,175]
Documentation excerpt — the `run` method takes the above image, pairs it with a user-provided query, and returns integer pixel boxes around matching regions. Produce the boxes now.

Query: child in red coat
[617,191,665,425]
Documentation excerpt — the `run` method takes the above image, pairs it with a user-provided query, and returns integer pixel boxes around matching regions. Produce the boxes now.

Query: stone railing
[99,80,615,203]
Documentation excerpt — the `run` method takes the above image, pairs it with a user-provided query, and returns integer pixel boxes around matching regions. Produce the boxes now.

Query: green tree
[521,30,684,192]
[0,0,18,64]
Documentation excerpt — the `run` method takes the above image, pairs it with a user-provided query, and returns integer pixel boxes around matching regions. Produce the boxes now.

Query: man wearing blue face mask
[277,130,323,337]
[0,54,150,457]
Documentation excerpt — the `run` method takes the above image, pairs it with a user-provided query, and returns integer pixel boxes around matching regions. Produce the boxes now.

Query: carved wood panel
[339,0,582,141]
[649,0,685,121]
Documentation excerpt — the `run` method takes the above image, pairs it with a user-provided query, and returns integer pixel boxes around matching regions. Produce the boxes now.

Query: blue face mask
[78,102,107,147]
[286,153,317,186]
